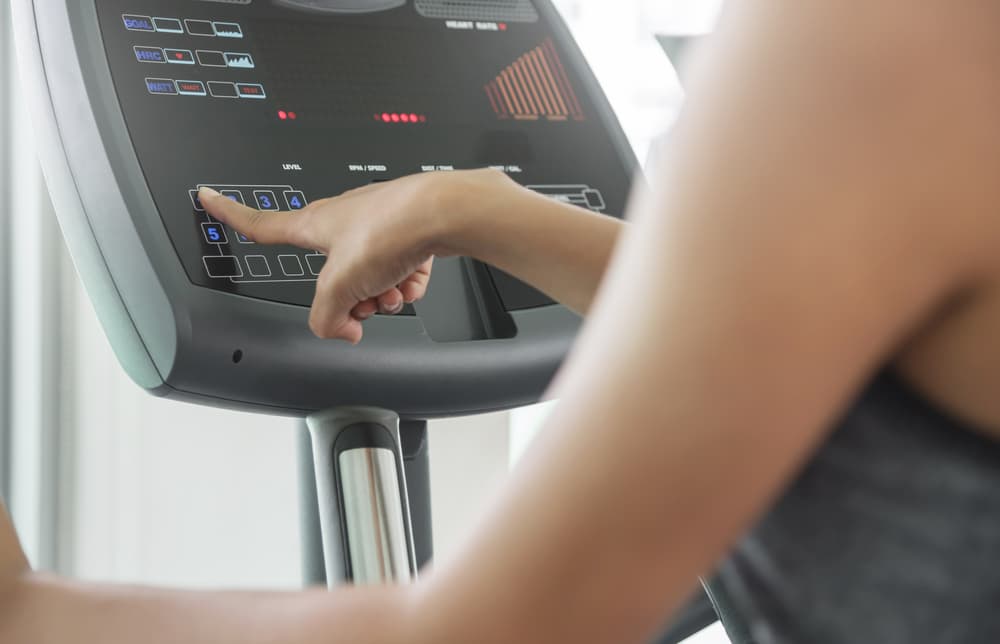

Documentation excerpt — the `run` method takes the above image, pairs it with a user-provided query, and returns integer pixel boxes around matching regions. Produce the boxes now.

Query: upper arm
[418,3,1000,643]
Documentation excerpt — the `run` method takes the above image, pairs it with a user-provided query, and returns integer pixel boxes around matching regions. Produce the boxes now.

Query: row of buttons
[147,78,265,99]
[190,188,306,212]
[202,254,326,280]
[135,47,255,69]
[123,15,243,39]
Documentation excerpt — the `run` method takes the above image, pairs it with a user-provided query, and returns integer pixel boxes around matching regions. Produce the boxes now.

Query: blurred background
[0,0,723,641]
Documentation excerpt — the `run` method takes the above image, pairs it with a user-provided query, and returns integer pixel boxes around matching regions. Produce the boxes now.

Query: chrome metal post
[307,407,417,586]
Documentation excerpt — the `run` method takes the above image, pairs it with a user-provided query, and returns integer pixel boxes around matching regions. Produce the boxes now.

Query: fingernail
[388,302,405,314]
[199,187,221,198]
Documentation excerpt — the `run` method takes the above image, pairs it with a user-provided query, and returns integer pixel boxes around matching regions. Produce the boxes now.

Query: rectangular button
[254,190,278,210]
[224,52,255,69]
[220,190,245,204]
[245,255,271,277]
[145,78,177,95]
[152,17,184,34]
[176,80,207,96]
[189,189,205,211]
[278,255,305,277]
[165,48,195,64]
[202,222,228,245]
[196,50,227,67]
[236,83,266,99]
[214,22,244,38]
[284,190,307,210]
[185,19,216,37]
[208,81,238,99]
[305,254,326,276]
[203,256,243,278]
[134,46,166,63]
[236,232,254,244]
[123,14,155,32]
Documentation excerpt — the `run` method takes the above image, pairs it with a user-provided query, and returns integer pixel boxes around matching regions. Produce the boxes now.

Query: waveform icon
[485,39,583,122]
[225,53,255,69]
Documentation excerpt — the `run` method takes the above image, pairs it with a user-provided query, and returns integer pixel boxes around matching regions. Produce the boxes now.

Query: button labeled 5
[202,222,228,244]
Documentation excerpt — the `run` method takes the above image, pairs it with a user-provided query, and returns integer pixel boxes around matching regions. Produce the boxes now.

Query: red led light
[391,113,400,122]
[499,22,508,31]
[400,113,410,123]
[381,113,391,122]
[409,113,419,123]
[278,110,288,120]
[288,112,297,120]
[419,115,427,122]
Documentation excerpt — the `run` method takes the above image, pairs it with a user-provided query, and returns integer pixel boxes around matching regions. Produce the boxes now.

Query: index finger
[199,186,304,246]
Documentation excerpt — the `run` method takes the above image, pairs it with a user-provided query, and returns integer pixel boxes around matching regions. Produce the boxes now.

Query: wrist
[424,169,518,258]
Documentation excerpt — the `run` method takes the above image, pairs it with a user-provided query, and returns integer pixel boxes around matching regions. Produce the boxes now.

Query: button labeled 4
[284,190,307,210]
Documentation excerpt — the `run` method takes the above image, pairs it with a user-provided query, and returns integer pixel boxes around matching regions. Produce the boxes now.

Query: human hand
[199,170,516,343]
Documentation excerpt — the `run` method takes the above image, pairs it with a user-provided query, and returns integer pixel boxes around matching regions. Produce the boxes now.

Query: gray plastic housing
[11,0,638,419]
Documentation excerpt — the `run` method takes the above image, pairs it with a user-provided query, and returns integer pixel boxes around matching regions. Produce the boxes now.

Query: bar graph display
[485,38,584,121]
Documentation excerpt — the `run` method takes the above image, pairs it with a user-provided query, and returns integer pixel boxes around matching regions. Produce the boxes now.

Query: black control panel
[99,2,633,310]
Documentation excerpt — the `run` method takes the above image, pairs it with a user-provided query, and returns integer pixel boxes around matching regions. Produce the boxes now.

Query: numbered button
[189,189,205,211]
[284,190,307,210]
[254,190,279,211]
[221,190,245,205]
[202,222,228,244]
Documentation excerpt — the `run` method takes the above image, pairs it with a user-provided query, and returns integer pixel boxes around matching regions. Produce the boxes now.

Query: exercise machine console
[12,0,715,641]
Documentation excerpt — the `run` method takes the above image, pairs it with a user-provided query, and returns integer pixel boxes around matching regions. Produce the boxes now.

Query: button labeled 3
[254,190,279,211]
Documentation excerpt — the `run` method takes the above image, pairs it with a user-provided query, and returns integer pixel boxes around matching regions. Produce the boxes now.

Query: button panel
[127,16,263,101]
[193,184,321,284]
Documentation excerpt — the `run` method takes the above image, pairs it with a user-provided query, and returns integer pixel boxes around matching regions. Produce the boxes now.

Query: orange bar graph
[485,38,584,122]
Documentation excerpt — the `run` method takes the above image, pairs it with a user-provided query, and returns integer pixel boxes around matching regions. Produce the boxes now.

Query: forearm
[1,573,414,644]
[440,171,625,314]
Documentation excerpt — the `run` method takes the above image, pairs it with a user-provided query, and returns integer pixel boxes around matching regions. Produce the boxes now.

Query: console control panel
[97,1,633,311]
[191,184,325,284]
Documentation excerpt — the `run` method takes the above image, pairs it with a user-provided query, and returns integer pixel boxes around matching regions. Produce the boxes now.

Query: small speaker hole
[232,349,244,364]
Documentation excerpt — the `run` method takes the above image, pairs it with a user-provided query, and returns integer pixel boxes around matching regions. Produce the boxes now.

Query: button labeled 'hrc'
[134,46,166,63]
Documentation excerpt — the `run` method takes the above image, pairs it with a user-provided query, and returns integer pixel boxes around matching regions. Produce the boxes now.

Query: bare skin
[5,1,1000,642]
